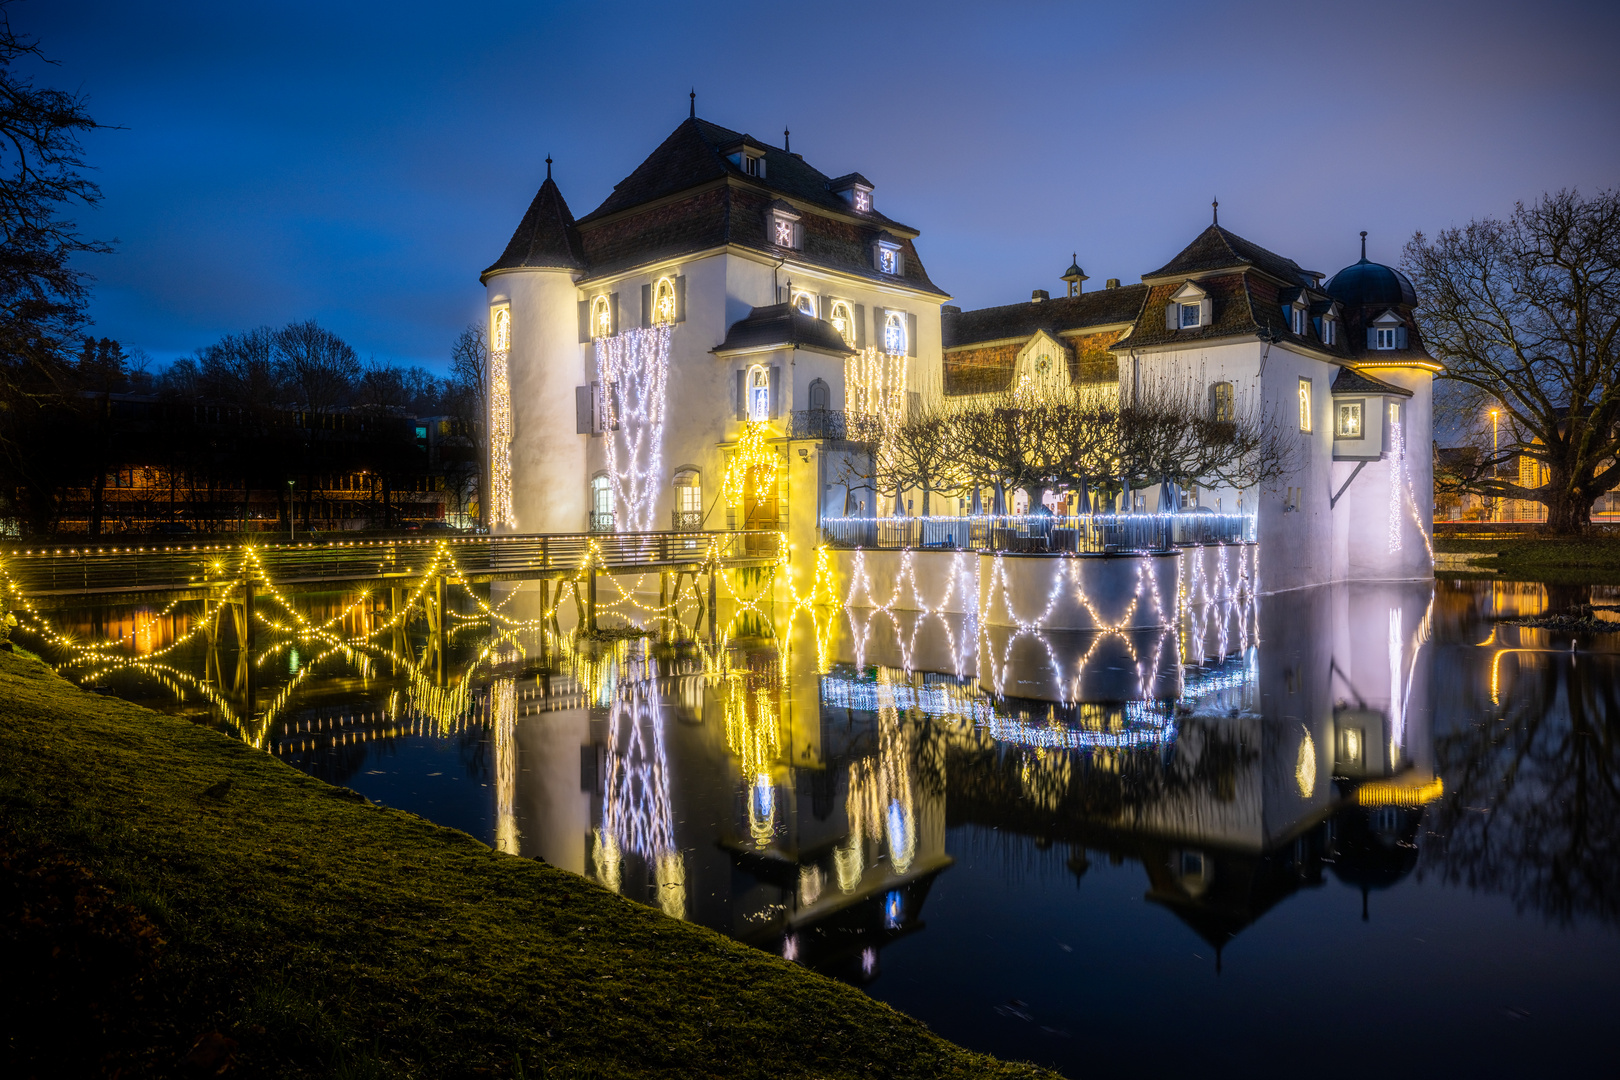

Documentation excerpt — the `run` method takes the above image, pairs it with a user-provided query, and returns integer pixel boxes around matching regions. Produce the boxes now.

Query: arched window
[747,365,771,422]
[792,292,815,317]
[491,307,511,352]
[1209,382,1234,422]
[673,468,702,529]
[589,474,613,532]
[652,277,677,324]
[591,295,612,339]
[883,310,906,354]
[808,378,830,411]
[829,300,855,347]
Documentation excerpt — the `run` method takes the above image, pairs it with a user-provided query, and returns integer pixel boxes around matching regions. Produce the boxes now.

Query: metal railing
[671,509,704,532]
[588,511,616,534]
[788,408,847,440]
[2,530,782,597]
[818,513,1255,554]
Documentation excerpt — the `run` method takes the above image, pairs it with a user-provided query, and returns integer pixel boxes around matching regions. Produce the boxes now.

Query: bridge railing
[1,530,782,596]
[818,513,1255,554]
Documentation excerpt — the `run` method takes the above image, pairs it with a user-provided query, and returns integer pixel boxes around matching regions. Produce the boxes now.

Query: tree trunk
[1545,482,1593,535]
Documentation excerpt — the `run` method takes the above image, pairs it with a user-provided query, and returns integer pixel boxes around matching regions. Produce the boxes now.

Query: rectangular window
[1335,401,1363,438]
[1180,303,1201,328]
[1323,318,1335,345]
[1377,327,1397,349]
[1298,377,1313,432]
[1211,382,1234,422]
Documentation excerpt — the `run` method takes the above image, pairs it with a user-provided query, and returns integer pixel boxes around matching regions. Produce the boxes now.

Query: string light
[595,324,673,532]
[490,348,515,528]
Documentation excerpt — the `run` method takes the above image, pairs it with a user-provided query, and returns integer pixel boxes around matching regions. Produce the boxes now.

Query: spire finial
[545,155,552,180]
[1360,230,1368,260]
[689,89,696,118]
[1212,198,1219,226]
[784,127,790,152]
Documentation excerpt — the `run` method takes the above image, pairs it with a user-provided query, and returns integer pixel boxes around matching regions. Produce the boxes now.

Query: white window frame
[651,277,677,325]
[674,470,702,514]
[1376,327,1397,350]
[1335,400,1363,438]
[590,474,612,515]
[1298,377,1313,433]
[853,187,871,212]
[791,291,816,317]
[490,305,511,352]
[1322,317,1336,346]
[747,364,770,422]
[829,300,855,346]
[591,295,612,339]
[1210,381,1234,423]
[1291,305,1306,335]
[875,239,902,276]
[1180,302,1201,329]
[883,310,907,354]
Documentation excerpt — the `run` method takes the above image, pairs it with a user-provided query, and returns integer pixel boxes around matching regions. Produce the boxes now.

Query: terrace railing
[818,513,1255,554]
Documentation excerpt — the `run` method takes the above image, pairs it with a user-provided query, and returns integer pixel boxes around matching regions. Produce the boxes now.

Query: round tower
[481,159,588,534]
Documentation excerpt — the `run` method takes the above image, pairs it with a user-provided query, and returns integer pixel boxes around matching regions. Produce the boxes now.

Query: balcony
[671,509,703,532]
[788,408,847,440]
[588,511,615,534]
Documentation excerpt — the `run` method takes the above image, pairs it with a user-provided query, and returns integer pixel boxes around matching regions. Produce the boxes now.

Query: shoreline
[0,650,1055,1079]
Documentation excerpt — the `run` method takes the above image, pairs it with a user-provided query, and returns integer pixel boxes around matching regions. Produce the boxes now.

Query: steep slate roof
[712,303,855,357]
[482,175,585,279]
[1331,366,1413,397]
[566,116,946,296]
[1142,225,1318,287]
[942,286,1148,349]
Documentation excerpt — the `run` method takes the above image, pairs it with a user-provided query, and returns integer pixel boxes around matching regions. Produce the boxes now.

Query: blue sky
[25,0,1620,372]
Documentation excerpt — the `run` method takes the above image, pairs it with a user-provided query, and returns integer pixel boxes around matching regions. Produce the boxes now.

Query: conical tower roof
[482,164,585,281]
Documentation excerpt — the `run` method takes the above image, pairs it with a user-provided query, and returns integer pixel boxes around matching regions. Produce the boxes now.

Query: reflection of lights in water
[656,852,686,921]
[1296,729,1316,798]
[885,799,913,874]
[1342,726,1362,765]
[1389,607,1404,765]
[595,645,681,912]
[1357,776,1443,806]
[749,773,776,847]
[592,828,622,894]
[289,647,301,671]
[835,774,864,893]
[798,864,824,907]
[492,678,519,854]
[861,946,877,977]
[782,934,799,962]
[884,890,902,930]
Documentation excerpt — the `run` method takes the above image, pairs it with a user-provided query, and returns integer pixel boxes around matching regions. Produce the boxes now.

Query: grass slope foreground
[0,651,1055,1079]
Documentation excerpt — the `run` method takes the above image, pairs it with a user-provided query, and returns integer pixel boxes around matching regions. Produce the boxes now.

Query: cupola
[1061,254,1089,297]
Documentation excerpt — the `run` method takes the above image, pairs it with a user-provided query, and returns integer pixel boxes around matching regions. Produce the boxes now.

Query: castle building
[482,113,1437,593]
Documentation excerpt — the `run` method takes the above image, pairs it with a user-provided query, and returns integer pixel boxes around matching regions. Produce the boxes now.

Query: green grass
[1434,533,1620,583]
[0,650,1056,1079]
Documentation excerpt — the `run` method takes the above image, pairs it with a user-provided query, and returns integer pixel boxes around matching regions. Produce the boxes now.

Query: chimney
[941,304,961,314]
[1031,289,1049,303]
[1105,278,1120,290]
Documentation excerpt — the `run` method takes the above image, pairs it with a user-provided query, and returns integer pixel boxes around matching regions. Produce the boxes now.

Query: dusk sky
[24,0,1620,372]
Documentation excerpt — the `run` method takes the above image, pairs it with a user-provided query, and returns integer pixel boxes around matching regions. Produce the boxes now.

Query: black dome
[1326,256,1417,308]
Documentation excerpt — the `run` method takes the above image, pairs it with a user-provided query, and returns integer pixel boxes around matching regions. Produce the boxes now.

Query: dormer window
[1291,305,1307,336]
[768,202,802,251]
[829,173,874,213]
[728,146,766,178]
[853,188,871,212]
[1321,315,1337,346]
[873,237,903,276]
[1369,310,1408,351]
[1166,281,1211,331]
[791,291,815,317]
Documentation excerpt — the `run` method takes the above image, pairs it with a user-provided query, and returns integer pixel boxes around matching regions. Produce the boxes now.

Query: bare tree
[273,319,360,414]
[880,404,965,515]
[1404,189,1620,533]
[449,324,488,527]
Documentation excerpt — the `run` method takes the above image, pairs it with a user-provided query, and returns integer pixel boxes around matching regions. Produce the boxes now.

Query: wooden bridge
[1,530,782,605]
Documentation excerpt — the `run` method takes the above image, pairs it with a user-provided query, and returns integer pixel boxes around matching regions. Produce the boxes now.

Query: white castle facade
[480,112,1438,597]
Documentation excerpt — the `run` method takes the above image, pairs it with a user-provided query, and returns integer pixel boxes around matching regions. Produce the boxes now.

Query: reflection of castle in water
[497,577,1437,980]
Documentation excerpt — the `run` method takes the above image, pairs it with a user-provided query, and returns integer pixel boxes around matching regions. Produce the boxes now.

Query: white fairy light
[489,348,515,528]
[595,324,673,533]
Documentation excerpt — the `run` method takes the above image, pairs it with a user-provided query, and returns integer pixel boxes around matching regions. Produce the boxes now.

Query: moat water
[32,575,1620,1078]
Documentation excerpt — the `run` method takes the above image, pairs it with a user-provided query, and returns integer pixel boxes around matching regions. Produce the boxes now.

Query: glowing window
[853,188,871,212]
[883,311,906,354]
[792,292,815,317]
[1298,377,1313,432]
[491,307,510,352]
[652,278,676,324]
[590,475,612,515]
[591,295,612,339]
[1388,401,1401,426]
[1180,302,1201,328]
[748,364,770,422]
[674,470,702,514]
[1210,382,1234,422]
[829,300,855,346]
[1335,401,1362,438]
[879,247,897,275]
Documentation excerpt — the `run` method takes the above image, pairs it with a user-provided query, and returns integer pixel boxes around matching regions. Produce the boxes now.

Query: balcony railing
[819,512,1255,554]
[788,408,846,440]
[671,509,704,532]
[588,511,616,534]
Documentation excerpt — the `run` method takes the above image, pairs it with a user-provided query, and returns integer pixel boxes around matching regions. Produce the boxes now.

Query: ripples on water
[29,575,1620,1077]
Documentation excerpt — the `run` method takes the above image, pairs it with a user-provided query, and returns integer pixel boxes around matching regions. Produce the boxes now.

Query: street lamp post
[288,479,297,542]
[1490,410,1499,523]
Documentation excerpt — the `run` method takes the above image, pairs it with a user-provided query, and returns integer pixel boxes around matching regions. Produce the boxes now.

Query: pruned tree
[879,403,965,515]
[1404,189,1620,533]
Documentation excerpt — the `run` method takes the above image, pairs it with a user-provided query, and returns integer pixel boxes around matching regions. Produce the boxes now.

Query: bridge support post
[587,569,598,634]
[659,572,668,615]
[242,579,256,649]
[707,568,717,640]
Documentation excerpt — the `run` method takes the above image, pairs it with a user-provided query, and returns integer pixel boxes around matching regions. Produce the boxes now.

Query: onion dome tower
[1061,254,1089,297]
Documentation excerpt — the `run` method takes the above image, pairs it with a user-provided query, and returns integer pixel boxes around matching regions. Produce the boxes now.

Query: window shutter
[872,306,886,349]
[578,301,590,343]
[769,365,781,419]
[674,275,687,322]
[609,293,620,335]
[1199,297,1212,327]
[640,284,652,328]
[907,312,918,357]
[590,381,604,434]
[1367,327,1378,349]
[1165,301,1178,331]
[575,386,593,434]
[1396,325,1408,349]
[735,369,745,420]
[854,304,867,349]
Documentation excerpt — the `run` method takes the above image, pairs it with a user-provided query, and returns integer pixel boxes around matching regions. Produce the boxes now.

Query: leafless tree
[879,403,966,515]
[1404,189,1620,533]
[449,324,488,526]
[273,319,360,415]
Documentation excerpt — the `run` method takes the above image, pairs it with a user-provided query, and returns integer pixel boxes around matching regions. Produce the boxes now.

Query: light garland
[490,348,515,529]
[595,324,672,532]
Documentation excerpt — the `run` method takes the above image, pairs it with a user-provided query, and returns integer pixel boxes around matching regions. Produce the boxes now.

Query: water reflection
[28,573,1620,1074]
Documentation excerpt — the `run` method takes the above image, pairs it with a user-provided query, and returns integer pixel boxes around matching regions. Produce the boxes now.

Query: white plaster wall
[489,267,588,533]
[1334,370,1434,581]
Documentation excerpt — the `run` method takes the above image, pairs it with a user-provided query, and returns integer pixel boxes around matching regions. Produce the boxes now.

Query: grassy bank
[1434,533,1620,582]
[0,650,1055,1079]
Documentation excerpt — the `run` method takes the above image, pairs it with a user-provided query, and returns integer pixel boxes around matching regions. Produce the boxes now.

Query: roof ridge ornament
[689,89,696,118]
[545,155,552,180]
[1360,230,1368,261]
[1212,197,1219,226]
[784,127,790,152]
